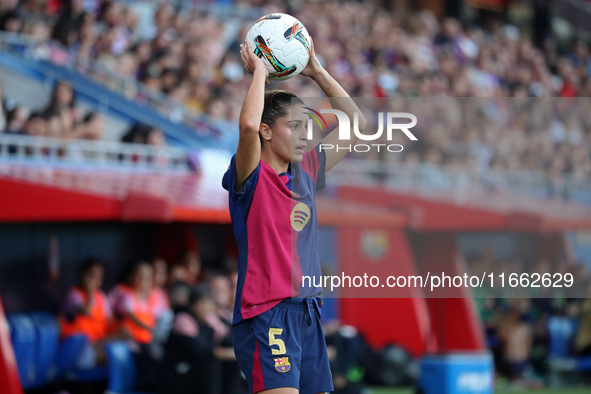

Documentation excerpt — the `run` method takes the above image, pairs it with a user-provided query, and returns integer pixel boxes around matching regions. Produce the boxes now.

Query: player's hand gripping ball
[245,13,312,81]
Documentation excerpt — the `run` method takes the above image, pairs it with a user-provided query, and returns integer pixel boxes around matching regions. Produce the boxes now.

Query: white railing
[2,134,589,209]
[0,134,192,171]
[330,159,591,207]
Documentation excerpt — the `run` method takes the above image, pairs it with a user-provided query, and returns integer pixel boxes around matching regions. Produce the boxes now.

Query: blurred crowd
[58,248,403,394]
[1,79,105,140]
[0,0,589,178]
[59,250,250,394]
[469,251,591,388]
[365,98,591,199]
[0,77,167,147]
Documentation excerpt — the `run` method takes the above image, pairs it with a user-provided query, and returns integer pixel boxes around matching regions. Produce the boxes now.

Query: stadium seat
[546,316,591,387]
[29,312,60,388]
[34,315,108,385]
[53,332,108,383]
[6,314,36,389]
[547,317,577,359]
[104,341,154,394]
[59,334,108,383]
[50,334,87,381]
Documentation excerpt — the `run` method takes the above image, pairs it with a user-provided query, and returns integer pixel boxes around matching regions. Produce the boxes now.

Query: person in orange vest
[60,258,126,368]
[116,260,157,345]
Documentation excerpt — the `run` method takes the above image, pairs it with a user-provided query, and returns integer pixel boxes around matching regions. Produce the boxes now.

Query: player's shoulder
[223,154,264,198]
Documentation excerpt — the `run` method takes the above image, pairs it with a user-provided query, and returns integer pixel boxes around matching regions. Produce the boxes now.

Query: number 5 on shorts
[268,328,286,355]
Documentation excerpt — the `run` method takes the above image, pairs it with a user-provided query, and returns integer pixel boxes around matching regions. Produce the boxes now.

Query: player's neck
[261,151,289,175]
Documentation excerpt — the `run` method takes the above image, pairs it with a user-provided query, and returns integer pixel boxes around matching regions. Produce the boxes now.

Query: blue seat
[29,312,60,388]
[104,341,153,394]
[547,317,577,358]
[50,334,88,381]
[7,314,36,389]
[56,334,108,383]
[547,317,591,373]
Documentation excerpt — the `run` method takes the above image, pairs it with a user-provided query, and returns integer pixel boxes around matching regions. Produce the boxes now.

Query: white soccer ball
[245,13,311,81]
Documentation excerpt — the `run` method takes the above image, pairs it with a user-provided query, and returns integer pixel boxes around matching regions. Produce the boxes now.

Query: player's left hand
[300,37,325,78]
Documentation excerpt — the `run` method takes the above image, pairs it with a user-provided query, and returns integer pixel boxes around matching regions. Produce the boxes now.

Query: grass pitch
[369,387,591,394]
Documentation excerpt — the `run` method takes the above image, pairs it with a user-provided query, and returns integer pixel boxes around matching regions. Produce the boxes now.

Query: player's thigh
[258,388,299,394]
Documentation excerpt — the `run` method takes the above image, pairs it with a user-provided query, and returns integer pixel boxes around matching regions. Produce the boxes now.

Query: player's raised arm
[235,42,269,192]
[300,38,368,172]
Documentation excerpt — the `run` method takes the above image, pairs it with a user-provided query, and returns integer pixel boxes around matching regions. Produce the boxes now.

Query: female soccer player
[222,37,366,394]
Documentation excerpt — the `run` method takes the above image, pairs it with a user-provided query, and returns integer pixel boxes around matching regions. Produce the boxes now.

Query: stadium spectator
[497,301,534,383]
[120,122,165,146]
[44,80,78,118]
[203,275,230,344]
[120,122,148,144]
[81,112,103,139]
[168,264,190,287]
[178,250,202,285]
[59,258,126,369]
[160,285,218,394]
[4,105,29,134]
[151,257,169,314]
[51,0,86,47]
[113,260,156,345]
[146,126,165,147]
[208,272,233,324]
[107,281,130,323]
[148,256,173,360]
[45,112,63,138]
[470,254,591,383]
[206,272,249,394]
[0,80,103,142]
[167,280,191,312]
[0,0,588,183]
[58,112,104,140]
[20,112,47,136]
[0,9,22,33]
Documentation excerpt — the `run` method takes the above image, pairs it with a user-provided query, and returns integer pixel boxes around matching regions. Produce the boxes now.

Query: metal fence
[330,159,591,208]
[0,134,193,172]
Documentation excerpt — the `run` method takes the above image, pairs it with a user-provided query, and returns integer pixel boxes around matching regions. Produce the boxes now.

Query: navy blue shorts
[233,298,334,393]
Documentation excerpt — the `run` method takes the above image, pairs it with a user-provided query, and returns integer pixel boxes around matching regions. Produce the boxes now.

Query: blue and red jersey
[222,146,326,324]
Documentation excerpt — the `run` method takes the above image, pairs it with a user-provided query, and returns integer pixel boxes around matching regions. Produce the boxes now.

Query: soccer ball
[245,13,311,81]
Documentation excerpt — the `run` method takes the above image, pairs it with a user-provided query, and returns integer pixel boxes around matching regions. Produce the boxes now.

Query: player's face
[271,104,308,163]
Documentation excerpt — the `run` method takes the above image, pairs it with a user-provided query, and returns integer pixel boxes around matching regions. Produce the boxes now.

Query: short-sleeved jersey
[222,146,326,324]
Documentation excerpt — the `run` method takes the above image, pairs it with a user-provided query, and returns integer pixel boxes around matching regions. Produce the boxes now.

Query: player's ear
[260,123,272,143]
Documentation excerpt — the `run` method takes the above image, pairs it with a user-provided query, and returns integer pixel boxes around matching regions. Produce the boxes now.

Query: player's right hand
[240,41,269,82]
